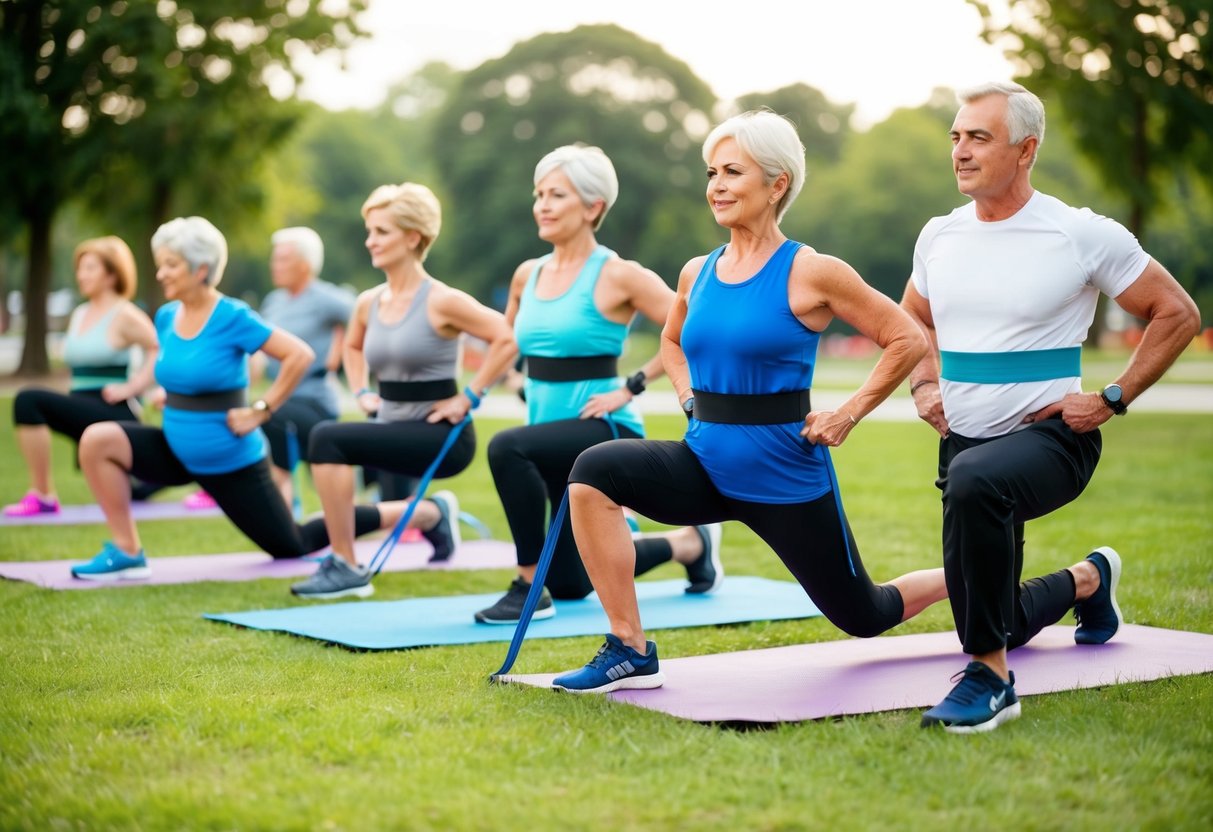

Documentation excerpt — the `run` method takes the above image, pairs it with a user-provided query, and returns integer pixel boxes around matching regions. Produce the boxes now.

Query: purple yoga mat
[0,538,516,590]
[502,624,1213,723]
[0,501,222,526]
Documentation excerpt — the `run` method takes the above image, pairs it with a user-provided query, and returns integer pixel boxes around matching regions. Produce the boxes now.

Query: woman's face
[532,168,597,243]
[75,252,114,299]
[364,207,416,272]
[154,247,202,301]
[705,137,778,228]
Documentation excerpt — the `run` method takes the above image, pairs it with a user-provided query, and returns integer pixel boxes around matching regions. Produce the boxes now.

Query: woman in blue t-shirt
[69,217,410,581]
[549,112,949,694]
[473,145,723,627]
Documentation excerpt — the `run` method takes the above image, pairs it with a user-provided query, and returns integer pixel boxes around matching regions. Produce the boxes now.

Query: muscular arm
[900,281,949,437]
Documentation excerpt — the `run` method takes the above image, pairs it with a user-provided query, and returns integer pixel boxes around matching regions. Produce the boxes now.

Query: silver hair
[534,144,620,231]
[151,216,228,287]
[271,226,324,277]
[702,110,807,222]
[957,81,1046,166]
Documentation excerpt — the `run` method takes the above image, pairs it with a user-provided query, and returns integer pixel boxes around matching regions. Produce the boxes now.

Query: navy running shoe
[551,633,665,694]
[1074,546,1122,645]
[423,490,461,562]
[921,661,1021,734]
[684,523,723,594]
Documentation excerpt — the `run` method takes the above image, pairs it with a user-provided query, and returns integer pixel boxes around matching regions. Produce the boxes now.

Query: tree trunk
[15,211,52,376]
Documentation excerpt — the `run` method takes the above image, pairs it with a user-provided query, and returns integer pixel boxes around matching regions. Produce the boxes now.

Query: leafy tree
[735,83,855,168]
[0,0,366,375]
[427,24,720,304]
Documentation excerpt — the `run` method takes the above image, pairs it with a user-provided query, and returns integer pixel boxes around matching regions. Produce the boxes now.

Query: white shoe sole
[292,583,375,601]
[942,702,1022,734]
[552,671,666,695]
[71,566,151,582]
[474,605,556,625]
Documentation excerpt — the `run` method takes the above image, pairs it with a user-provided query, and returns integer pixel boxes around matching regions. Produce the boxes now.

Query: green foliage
[428,24,721,302]
[736,82,856,166]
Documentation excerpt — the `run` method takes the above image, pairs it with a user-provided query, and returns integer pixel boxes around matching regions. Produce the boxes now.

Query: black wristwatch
[1100,383,1127,416]
[681,396,695,420]
[625,371,647,396]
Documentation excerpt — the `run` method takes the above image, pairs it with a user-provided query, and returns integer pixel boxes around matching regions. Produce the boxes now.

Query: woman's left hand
[579,388,631,420]
[800,409,858,447]
[427,393,473,424]
[227,406,269,438]
[100,382,135,404]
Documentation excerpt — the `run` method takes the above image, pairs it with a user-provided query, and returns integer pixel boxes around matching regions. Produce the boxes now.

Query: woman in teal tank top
[5,236,160,517]
[474,144,724,626]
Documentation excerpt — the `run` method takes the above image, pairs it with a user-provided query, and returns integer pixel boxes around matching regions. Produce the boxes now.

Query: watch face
[682,397,695,413]
[1104,385,1122,403]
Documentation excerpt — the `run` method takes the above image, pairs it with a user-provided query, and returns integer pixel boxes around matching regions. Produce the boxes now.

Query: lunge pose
[290,182,517,600]
[475,144,722,626]
[902,82,1199,732]
[71,218,408,580]
[550,112,947,693]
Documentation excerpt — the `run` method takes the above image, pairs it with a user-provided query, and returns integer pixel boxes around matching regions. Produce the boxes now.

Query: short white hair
[534,144,619,231]
[702,111,806,222]
[957,81,1046,166]
[151,216,228,287]
[271,226,324,277]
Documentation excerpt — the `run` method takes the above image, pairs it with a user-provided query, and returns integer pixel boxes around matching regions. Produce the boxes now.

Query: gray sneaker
[423,490,462,562]
[290,554,374,600]
[684,523,723,594]
[474,576,555,624]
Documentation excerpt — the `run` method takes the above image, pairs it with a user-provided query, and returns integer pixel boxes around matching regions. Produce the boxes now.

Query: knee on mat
[833,616,890,639]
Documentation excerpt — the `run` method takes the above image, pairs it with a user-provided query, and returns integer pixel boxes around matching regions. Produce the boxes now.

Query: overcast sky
[295,0,1016,127]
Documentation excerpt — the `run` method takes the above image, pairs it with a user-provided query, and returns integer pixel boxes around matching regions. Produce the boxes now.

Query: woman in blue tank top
[290,182,518,601]
[69,217,419,582]
[5,236,160,517]
[550,112,950,694]
[473,144,725,627]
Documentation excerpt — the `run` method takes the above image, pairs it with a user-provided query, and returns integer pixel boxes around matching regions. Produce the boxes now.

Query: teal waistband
[940,347,1081,384]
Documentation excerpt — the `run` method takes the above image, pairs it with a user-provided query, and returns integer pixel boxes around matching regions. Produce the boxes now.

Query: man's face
[949,94,1029,202]
[270,243,309,289]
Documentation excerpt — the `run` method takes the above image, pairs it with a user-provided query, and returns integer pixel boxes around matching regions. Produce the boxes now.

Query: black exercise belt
[692,389,812,425]
[165,389,248,412]
[306,367,328,379]
[524,354,618,382]
[70,364,129,380]
[378,379,459,402]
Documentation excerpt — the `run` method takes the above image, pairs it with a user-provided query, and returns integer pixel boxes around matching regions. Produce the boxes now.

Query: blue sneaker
[71,542,151,582]
[423,490,461,563]
[1074,546,1122,645]
[551,633,665,694]
[921,661,1021,734]
[685,523,723,594]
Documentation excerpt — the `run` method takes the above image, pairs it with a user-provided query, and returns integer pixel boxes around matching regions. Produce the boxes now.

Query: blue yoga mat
[204,576,822,650]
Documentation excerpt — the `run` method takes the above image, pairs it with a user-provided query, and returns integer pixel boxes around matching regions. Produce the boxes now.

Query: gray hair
[361,182,443,261]
[957,81,1046,166]
[702,111,806,222]
[151,216,228,287]
[271,226,324,277]
[534,144,619,231]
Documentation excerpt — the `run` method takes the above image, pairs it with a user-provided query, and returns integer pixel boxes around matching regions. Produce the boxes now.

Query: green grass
[1,400,1211,830]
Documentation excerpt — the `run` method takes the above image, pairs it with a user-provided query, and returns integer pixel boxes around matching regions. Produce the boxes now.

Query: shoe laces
[586,639,629,671]
[944,666,996,706]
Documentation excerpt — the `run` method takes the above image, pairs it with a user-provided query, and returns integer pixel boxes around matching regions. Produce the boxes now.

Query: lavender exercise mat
[501,624,1213,723]
[0,538,517,590]
[0,501,222,526]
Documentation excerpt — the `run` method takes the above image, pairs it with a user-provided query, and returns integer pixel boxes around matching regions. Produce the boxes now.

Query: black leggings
[489,419,675,601]
[260,397,335,470]
[308,419,476,478]
[938,419,1100,654]
[570,438,904,637]
[118,424,381,559]
[14,387,139,435]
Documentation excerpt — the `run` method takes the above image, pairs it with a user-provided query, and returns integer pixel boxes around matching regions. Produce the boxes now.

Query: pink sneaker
[183,490,218,510]
[4,491,61,517]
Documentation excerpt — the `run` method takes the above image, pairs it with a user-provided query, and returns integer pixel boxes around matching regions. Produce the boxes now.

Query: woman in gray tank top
[291,182,517,600]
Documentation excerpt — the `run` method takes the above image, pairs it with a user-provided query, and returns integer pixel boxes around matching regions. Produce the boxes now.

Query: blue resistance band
[367,412,473,577]
[489,414,627,679]
[285,423,304,521]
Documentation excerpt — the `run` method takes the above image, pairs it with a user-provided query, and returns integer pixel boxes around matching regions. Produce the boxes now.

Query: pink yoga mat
[0,538,517,590]
[501,624,1213,723]
[0,501,222,526]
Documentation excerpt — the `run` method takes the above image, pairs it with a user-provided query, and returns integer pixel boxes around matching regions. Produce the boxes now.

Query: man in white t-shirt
[901,81,1199,734]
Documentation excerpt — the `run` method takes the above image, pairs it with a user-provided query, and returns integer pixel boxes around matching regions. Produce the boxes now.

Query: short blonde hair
[74,236,138,299]
[361,182,443,261]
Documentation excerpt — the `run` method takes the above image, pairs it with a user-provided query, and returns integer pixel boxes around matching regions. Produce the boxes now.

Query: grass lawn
[1,397,1210,830]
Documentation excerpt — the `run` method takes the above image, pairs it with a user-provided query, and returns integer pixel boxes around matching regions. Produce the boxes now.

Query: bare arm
[102,302,160,404]
[227,328,314,437]
[900,281,948,437]
[428,284,519,424]
[659,257,704,408]
[343,289,379,415]
[797,254,927,446]
[1028,258,1201,432]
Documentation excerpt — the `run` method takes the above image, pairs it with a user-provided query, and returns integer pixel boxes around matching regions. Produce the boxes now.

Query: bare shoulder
[604,255,662,287]
[790,247,858,285]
